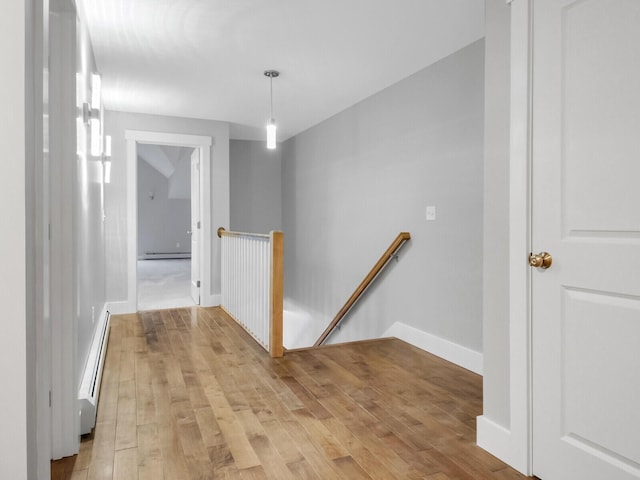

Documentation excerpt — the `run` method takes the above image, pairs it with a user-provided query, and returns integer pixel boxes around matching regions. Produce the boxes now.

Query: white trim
[507,0,534,475]
[477,416,514,466]
[382,322,483,375]
[49,7,80,460]
[125,130,214,312]
[105,301,131,315]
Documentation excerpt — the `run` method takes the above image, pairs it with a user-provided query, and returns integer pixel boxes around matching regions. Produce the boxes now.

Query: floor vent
[78,309,111,435]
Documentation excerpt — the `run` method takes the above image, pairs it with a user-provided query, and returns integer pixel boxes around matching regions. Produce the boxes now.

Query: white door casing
[125,130,212,312]
[190,149,200,305]
[531,1,640,479]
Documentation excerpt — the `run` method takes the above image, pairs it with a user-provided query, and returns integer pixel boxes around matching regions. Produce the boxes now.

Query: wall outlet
[426,205,436,221]
[176,242,180,248]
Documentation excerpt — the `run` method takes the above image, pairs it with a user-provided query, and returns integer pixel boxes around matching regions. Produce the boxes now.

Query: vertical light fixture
[103,135,112,184]
[264,70,280,150]
[91,73,102,110]
[84,73,103,157]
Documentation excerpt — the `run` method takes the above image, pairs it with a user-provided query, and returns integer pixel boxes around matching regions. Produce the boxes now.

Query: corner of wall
[383,322,483,375]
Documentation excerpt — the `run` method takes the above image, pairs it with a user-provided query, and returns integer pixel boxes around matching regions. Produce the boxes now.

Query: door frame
[125,130,212,312]
[190,148,201,305]
[508,0,534,475]
[476,0,535,475]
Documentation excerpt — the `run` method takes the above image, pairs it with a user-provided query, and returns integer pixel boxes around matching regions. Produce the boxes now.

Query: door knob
[529,252,552,269]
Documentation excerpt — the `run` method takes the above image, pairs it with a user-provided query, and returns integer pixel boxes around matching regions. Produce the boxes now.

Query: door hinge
[196,280,200,288]
[49,390,52,407]
[48,223,51,241]
[197,221,201,229]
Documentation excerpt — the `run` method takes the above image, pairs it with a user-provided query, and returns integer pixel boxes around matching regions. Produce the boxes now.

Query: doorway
[136,143,195,310]
[125,130,213,312]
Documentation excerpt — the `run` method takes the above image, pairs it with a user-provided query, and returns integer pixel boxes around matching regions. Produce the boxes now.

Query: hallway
[51,307,527,479]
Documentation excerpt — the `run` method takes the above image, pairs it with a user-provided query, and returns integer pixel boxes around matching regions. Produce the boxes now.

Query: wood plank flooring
[52,306,530,479]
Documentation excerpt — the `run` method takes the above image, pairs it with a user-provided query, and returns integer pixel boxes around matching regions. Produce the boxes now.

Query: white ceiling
[79,0,484,141]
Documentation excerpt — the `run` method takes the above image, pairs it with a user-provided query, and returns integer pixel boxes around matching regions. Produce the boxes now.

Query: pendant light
[264,70,279,149]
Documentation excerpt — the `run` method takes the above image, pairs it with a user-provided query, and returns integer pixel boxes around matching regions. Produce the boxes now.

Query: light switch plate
[426,206,436,221]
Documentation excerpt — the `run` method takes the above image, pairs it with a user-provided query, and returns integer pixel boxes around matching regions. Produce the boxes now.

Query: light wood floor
[52,307,529,479]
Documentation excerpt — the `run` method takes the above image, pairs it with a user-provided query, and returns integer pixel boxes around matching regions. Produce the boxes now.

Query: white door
[531,1,640,479]
[190,149,201,305]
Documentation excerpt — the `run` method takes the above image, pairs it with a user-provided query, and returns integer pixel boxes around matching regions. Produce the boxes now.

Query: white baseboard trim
[476,415,519,472]
[105,301,135,315]
[202,294,221,307]
[382,321,483,375]
[138,253,191,260]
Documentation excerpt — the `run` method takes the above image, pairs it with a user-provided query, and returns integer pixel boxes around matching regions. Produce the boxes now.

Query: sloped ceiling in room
[138,144,193,199]
[79,0,484,141]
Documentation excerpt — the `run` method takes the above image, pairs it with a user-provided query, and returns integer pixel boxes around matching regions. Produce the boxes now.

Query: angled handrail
[313,232,411,347]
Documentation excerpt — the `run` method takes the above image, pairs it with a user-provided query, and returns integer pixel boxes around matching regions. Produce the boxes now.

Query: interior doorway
[136,143,195,310]
[125,130,213,312]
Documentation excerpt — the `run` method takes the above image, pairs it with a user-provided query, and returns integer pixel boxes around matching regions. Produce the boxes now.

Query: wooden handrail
[313,232,411,347]
[217,226,269,239]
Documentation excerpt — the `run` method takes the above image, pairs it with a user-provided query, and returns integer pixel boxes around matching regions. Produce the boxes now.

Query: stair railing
[218,227,284,357]
[314,232,411,347]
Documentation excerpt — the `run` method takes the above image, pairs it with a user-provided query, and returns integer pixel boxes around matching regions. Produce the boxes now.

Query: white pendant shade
[266,119,277,150]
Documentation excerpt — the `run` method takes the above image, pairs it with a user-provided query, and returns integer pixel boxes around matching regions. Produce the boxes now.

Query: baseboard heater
[138,252,191,260]
[78,309,111,435]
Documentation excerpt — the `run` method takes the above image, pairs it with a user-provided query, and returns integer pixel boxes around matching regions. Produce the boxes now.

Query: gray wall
[137,158,191,256]
[282,40,485,350]
[104,111,230,303]
[482,0,512,430]
[230,139,282,233]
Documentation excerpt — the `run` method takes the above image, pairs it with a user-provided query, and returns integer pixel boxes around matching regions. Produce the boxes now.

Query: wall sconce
[83,73,103,157]
[102,135,112,184]
[91,73,101,110]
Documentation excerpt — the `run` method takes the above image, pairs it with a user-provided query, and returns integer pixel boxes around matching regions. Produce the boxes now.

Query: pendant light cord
[264,70,279,121]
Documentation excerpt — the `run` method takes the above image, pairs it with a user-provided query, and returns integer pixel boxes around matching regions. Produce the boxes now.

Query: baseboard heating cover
[138,252,191,260]
[79,309,111,435]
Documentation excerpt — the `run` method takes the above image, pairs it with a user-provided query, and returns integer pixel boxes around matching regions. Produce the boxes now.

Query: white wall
[75,4,107,402]
[48,0,108,458]
[0,0,28,477]
[26,0,51,475]
[482,0,512,429]
[281,40,485,358]
[137,158,191,256]
[104,111,230,304]
[230,139,282,233]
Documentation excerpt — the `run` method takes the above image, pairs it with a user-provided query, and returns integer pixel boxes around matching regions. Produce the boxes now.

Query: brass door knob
[529,252,552,269]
